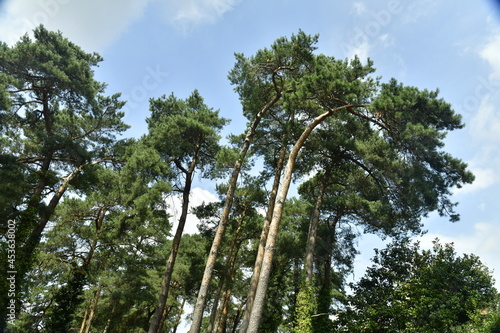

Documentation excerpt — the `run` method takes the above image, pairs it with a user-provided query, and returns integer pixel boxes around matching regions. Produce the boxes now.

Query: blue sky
[1,0,500,298]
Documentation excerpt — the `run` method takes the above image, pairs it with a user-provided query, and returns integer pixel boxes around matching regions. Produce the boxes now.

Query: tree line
[1,26,498,332]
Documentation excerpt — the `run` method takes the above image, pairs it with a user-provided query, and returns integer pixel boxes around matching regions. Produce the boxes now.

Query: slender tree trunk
[149,156,198,333]
[207,275,225,333]
[188,93,281,333]
[172,297,186,333]
[20,159,105,281]
[21,164,82,265]
[159,303,173,332]
[239,141,287,333]
[213,211,245,333]
[83,283,103,333]
[246,109,336,333]
[78,303,89,333]
[103,304,116,333]
[231,301,245,333]
[305,171,329,283]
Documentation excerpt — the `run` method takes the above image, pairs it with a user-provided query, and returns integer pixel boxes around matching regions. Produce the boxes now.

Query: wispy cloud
[0,0,151,51]
[454,163,497,195]
[458,30,500,194]
[352,2,367,15]
[163,0,240,33]
[347,39,371,61]
[480,32,500,81]
[401,0,438,23]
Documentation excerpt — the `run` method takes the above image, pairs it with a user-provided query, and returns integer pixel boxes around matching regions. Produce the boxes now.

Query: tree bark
[148,154,198,333]
[188,93,281,333]
[239,140,287,333]
[20,159,104,276]
[83,283,103,333]
[207,275,225,333]
[304,171,329,283]
[246,108,337,333]
[78,303,89,333]
[213,209,246,333]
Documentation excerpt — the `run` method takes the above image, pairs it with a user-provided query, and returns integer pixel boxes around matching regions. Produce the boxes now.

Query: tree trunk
[159,303,174,332]
[188,93,281,333]
[239,141,287,333]
[78,303,89,333]
[148,156,197,333]
[207,275,225,333]
[171,297,186,333]
[305,171,329,283]
[83,283,103,333]
[102,304,116,333]
[213,210,246,333]
[231,301,245,333]
[20,157,106,284]
[246,109,336,333]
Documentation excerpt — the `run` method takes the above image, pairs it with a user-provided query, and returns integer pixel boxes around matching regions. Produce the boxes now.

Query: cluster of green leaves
[336,239,498,332]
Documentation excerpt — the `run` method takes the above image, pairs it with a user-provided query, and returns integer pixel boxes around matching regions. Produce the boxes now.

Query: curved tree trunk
[246,108,337,333]
[188,93,281,333]
[239,141,287,333]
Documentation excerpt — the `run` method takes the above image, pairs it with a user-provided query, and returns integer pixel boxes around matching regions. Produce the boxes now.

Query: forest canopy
[1,26,497,333]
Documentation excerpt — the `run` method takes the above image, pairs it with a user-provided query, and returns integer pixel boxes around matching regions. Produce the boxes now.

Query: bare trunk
[213,211,245,333]
[102,305,116,333]
[22,164,82,266]
[239,141,287,333]
[149,156,197,333]
[159,303,174,332]
[18,93,54,271]
[231,302,245,333]
[207,276,225,333]
[83,283,103,333]
[78,303,89,333]
[305,171,328,283]
[246,109,335,333]
[21,157,105,277]
[188,93,281,333]
[171,297,186,333]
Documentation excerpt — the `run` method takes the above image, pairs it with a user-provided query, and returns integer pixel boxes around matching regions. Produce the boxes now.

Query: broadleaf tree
[335,239,498,332]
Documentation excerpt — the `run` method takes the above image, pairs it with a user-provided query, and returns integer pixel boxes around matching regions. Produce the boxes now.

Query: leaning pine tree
[188,30,319,333]
[237,34,473,332]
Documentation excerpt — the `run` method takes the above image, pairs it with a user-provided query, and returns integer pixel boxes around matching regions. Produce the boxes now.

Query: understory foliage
[336,239,498,333]
[1,26,497,333]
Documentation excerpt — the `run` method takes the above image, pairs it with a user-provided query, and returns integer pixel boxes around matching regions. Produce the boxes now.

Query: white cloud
[0,0,151,51]
[454,164,497,195]
[0,0,242,50]
[401,0,438,23]
[458,33,500,195]
[353,2,367,15]
[167,187,219,235]
[470,96,500,143]
[346,39,371,61]
[480,32,500,81]
[162,0,240,33]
